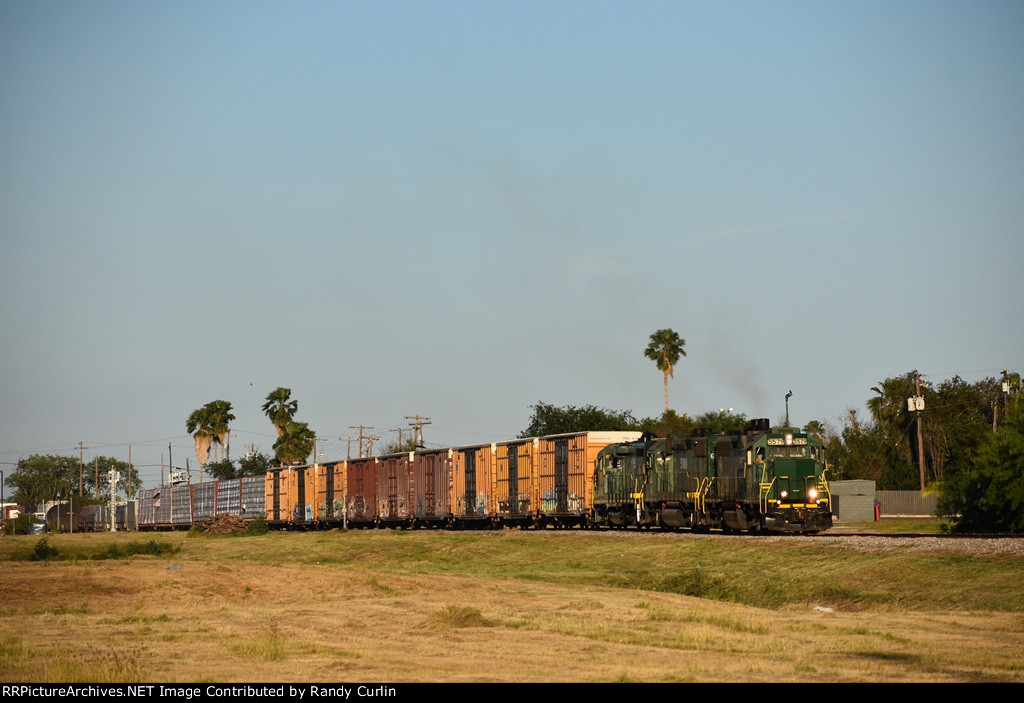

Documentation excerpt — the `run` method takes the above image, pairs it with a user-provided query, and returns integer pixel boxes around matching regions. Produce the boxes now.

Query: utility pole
[404,415,432,449]
[914,372,926,491]
[78,442,87,496]
[363,433,381,458]
[1003,369,1011,420]
[349,426,374,458]
[94,457,99,500]
[342,437,354,461]
[390,427,405,451]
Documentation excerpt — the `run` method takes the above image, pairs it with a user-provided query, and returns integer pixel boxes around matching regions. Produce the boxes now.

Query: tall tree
[237,451,274,477]
[6,455,80,511]
[91,456,143,499]
[204,400,235,462]
[938,399,1024,534]
[186,405,214,467]
[273,421,316,465]
[204,459,237,482]
[644,328,686,413]
[6,454,140,510]
[691,409,749,434]
[519,402,639,438]
[262,387,298,436]
[803,420,828,443]
[638,409,694,438]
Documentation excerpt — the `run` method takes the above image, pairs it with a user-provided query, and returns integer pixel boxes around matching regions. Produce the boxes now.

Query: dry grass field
[1,529,1022,683]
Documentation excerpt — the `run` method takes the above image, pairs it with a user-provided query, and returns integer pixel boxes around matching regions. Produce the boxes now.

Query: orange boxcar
[314,461,347,525]
[494,438,538,526]
[536,432,641,526]
[451,443,496,524]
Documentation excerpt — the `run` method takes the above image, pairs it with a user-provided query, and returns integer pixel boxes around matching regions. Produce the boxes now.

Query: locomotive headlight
[785,433,793,446]
[780,490,788,499]
[808,488,818,501]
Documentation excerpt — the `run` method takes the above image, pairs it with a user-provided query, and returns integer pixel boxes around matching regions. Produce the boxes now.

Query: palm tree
[273,421,316,465]
[803,420,828,443]
[204,400,235,462]
[262,387,298,436]
[644,328,686,413]
[186,406,214,467]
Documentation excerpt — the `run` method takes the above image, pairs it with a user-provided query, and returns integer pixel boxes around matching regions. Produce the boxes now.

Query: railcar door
[554,439,569,513]
[507,446,520,515]
[272,470,281,522]
[463,450,477,516]
[424,457,437,517]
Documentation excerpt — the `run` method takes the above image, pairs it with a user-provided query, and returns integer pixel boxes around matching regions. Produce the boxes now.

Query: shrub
[30,538,59,561]
[93,541,178,560]
[245,518,269,536]
[3,514,33,536]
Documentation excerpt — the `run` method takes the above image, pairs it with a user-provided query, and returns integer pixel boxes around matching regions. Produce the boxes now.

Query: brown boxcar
[345,456,379,526]
[494,438,538,526]
[451,443,496,525]
[411,448,452,526]
[377,452,413,526]
[536,431,642,527]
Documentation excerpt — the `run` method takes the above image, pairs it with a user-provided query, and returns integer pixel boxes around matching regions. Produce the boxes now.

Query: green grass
[153,530,1024,612]
[3,530,1021,612]
[7,537,180,562]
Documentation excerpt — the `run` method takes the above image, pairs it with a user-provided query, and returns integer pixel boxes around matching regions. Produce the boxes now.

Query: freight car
[593,420,832,533]
[137,476,266,530]
[137,425,831,534]
[262,431,641,530]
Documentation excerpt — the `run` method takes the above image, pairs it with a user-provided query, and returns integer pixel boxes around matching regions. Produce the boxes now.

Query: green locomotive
[593,419,832,533]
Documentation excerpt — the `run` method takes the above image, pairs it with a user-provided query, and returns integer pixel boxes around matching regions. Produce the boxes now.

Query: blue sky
[2,1,1021,491]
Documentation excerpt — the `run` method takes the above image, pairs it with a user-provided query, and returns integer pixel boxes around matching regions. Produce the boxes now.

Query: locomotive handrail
[819,468,833,506]
[696,477,713,515]
[630,475,648,525]
[759,476,777,515]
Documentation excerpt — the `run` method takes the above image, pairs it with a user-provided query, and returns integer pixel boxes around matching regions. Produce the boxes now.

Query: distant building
[829,480,876,522]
